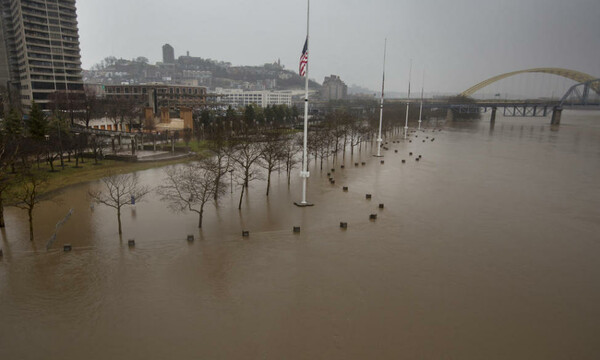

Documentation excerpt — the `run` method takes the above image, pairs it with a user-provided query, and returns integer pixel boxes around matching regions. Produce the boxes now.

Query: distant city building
[214,88,292,108]
[0,0,84,109]
[104,83,207,113]
[162,43,175,64]
[321,75,347,101]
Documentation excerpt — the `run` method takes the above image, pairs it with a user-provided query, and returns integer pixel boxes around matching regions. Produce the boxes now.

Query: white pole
[376,39,386,157]
[404,59,412,139]
[299,0,310,205]
[418,69,424,130]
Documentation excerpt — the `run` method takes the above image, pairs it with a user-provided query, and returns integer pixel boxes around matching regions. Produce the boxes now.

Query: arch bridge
[460,68,600,97]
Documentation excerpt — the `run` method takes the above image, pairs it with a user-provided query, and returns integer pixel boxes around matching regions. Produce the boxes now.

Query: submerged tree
[231,138,263,209]
[89,171,151,235]
[259,132,285,196]
[10,171,49,241]
[158,160,225,228]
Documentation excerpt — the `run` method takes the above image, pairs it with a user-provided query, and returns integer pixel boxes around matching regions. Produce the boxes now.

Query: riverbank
[6,140,211,197]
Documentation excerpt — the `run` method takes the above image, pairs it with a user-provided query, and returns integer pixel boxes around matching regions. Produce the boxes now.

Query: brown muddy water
[1,111,600,359]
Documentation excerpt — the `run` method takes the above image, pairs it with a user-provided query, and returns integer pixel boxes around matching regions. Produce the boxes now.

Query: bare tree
[88,134,105,164]
[10,171,49,241]
[259,132,285,196]
[89,171,151,235]
[206,132,234,202]
[158,160,225,228]
[231,138,263,209]
[282,138,300,185]
[78,88,101,128]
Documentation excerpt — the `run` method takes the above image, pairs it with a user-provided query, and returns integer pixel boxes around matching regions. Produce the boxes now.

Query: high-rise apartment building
[0,0,83,109]
[321,74,347,101]
[162,43,174,64]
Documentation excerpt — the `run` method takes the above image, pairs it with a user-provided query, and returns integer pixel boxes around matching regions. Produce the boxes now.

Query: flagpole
[296,0,312,207]
[404,59,412,139]
[418,69,424,130]
[375,38,386,157]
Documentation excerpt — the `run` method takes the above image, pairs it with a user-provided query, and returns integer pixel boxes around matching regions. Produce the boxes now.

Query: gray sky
[77,0,600,94]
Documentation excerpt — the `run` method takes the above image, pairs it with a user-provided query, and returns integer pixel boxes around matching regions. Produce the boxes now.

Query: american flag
[299,37,308,76]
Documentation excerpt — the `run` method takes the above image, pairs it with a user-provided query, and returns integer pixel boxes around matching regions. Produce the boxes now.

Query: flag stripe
[299,37,308,76]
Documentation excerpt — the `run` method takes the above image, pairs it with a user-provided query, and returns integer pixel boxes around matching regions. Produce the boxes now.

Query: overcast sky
[77,0,600,94]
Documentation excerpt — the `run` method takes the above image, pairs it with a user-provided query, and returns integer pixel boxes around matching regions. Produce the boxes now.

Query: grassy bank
[9,156,195,197]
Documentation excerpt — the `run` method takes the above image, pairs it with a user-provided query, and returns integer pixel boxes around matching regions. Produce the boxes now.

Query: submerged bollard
[369,214,378,220]
[330,179,336,184]
[395,149,398,153]
[416,158,420,161]
[402,159,406,163]
[187,235,194,242]
[379,203,384,209]
[431,138,435,141]
[331,168,335,172]
[340,222,348,229]
[242,231,250,237]
[343,186,348,191]
[128,239,135,247]
[341,165,345,169]
[327,172,331,176]
[381,160,384,164]
[354,162,359,166]
[361,162,366,165]
[293,226,301,233]
[366,194,372,199]
[409,140,412,143]
[409,152,413,156]
[423,140,426,143]
[63,244,72,252]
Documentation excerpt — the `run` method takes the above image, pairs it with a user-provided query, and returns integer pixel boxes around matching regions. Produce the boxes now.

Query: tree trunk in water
[214,173,221,201]
[117,208,122,234]
[28,208,34,241]
[238,185,245,210]
[0,195,5,228]
[266,170,271,196]
[198,206,204,228]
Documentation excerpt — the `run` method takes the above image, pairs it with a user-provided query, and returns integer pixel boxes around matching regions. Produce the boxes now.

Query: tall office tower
[0,0,83,110]
[162,43,174,64]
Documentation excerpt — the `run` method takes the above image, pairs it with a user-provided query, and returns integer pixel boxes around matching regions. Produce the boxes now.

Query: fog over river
[1,111,599,359]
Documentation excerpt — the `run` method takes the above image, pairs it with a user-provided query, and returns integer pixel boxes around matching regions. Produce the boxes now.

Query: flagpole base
[294,202,314,207]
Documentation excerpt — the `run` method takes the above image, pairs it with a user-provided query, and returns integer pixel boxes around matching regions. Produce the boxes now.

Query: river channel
[1,111,599,359]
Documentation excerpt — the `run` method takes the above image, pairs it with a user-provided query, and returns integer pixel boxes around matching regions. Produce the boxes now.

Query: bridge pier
[446,108,454,122]
[551,106,562,125]
[490,107,497,123]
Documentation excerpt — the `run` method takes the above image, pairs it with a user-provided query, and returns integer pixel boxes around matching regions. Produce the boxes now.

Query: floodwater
[1,111,600,359]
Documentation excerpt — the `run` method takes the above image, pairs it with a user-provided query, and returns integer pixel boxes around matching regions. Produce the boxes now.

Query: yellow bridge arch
[460,68,598,97]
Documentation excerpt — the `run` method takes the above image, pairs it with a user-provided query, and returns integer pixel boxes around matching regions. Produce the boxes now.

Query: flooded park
[1,111,600,359]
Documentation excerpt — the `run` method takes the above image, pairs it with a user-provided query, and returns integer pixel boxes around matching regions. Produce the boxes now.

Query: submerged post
[490,107,497,123]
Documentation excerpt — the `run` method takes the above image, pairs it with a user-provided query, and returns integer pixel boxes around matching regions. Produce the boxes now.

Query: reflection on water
[1,111,600,359]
